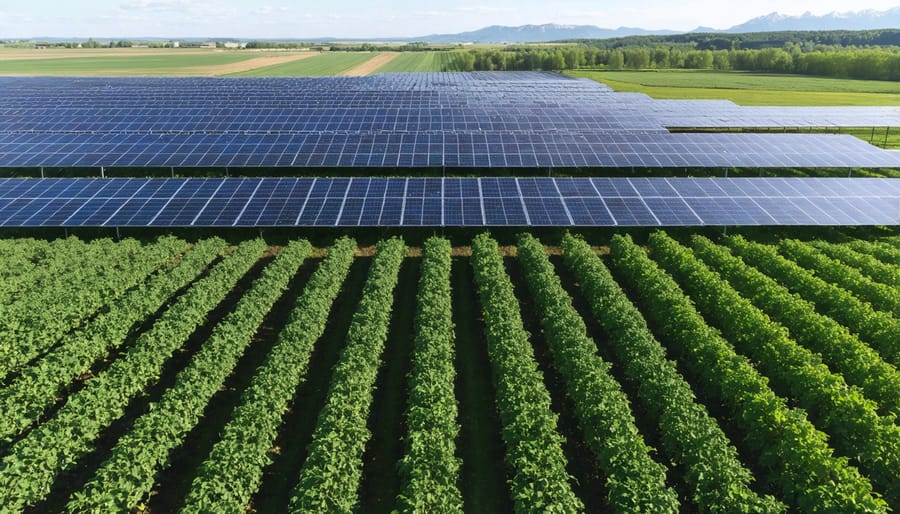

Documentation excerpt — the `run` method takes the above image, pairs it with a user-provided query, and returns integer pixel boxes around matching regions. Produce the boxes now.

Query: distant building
[35,44,48,50]
[173,41,180,48]
[173,41,217,49]
[223,42,246,49]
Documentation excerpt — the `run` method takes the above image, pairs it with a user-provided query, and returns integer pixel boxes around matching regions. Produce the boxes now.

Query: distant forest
[569,29,900,50]
[447,30,900,81]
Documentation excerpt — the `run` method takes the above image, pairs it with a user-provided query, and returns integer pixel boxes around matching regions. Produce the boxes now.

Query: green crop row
[727,236,900,367]
[0,238,266,512]
[470,233,583,513]
[778,239,900,315]
[560,233,782,513]
[181,238,356,514]
[289,238,406,513]
[810,240,899,287]
[0,236,188,377]
[0,237,71,300]
[517,233,680,513]
[692,236,900,416]
[0,238,49,277]
[67,240,309,512]
[845,239,900,266]
[649,232,900,505]
[0,238,225,444]
[610,234,886,513]
[396,237,463,513]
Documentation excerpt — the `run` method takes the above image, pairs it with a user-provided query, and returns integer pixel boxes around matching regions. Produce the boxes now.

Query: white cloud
[413,10,451,18]
[456,6,516,15]
[119,0,191,12]
[414,6,515,19]
[251,6,289,16]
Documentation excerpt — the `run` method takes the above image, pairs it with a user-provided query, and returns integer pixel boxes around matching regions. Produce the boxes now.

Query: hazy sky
[1,1,898,39]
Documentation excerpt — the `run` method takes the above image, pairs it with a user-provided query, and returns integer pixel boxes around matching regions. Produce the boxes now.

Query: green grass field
[372,52,449,73]
[0,54,255,76]
[567,69,900,106]
[227,52,379,77]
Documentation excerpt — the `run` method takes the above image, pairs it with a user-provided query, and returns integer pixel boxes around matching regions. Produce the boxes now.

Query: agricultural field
[0,229,898,513]
[226,52,383,77]
[567,69,900,106]
[372,52,452,73]
[0,49,398,77]
[0,51,258,76]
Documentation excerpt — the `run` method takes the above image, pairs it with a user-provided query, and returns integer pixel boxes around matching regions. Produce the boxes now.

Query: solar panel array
[645,101,900,129]
[1,73,898,169]
[1,177,896,227]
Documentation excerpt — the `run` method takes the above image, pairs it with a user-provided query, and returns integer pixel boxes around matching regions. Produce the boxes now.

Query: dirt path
[190,53,319,76]
[340,52,399,76]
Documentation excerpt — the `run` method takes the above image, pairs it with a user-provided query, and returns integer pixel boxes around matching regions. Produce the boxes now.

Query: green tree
[608,49,625,69]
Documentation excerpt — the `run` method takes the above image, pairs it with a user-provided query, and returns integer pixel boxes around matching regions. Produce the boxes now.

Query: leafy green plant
[518,233,679,513]
[0,237,226,444]
[650,232,900,504]
[0,239,266,512]
[396,237,463,514]
[610,234,886,513]
[469,233,583,514]
[778,239,899,315]
[692,235,900,417]
[64,239,309,512]
[561,233,783,514]
[181,237,356,514]
[0,236,187,376]
[289,238,405,514]
[810,240,899,287]
[845,239,900,266]
[727,236,900,367]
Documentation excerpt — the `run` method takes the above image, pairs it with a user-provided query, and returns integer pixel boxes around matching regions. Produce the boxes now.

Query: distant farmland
[567,69,900,106]
[0,48,456,77]
[372,52,451,73]
[227,52,381,77]
[0,52,255,76]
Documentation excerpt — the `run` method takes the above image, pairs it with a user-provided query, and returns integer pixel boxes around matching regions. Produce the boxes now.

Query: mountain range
[413,7,900,43]
[727,8,900,33]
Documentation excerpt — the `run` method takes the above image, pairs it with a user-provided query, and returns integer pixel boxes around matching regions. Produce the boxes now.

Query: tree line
[573,29,900,50]
[444,45,900,81]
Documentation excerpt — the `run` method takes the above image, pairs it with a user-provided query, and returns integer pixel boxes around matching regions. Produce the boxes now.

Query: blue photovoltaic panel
[0,73,899,169]
[0,177,895,228]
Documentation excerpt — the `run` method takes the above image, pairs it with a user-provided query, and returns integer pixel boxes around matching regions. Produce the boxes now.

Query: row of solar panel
[1,73,898,171]
[3,77,898,133]
[0,117,663,135]
[4,177,897,200]
[1,135,896,168]
[0,72,602,92]
[0,177,896,227]
[4,103,897,132]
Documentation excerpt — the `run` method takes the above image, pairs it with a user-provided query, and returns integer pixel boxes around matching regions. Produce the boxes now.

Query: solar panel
[649,103,900,129]
[0,73,898,169]
[0,177,895,228]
